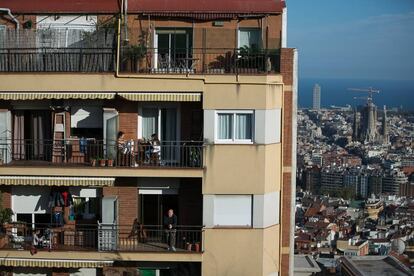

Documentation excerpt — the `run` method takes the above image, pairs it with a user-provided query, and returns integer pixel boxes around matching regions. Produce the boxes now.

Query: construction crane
[348,87,380,103]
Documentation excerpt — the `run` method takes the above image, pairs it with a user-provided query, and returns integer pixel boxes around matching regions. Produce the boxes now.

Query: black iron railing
[120,47,280,74]
[0,223,203,253]
[0,139,203,168]
[0,47,280,74]
[0,48,115,72]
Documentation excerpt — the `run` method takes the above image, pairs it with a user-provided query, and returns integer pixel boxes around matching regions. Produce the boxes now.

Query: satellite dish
[391,239,406,255]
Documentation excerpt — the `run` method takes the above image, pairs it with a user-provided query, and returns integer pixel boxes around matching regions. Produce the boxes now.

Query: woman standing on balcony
[117,131,138,167]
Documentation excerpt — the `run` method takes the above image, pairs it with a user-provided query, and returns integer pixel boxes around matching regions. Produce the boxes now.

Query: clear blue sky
[287,0,414,80]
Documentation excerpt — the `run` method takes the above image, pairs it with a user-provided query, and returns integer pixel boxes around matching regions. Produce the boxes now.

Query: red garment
[61,191,69,207]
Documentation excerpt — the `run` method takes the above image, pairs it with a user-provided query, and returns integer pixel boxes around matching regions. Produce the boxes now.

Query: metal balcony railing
[0,223,203,253]
[0,139,203,169]
[0,47,280,74]
[0,48,115,72]
[120,47,280,74]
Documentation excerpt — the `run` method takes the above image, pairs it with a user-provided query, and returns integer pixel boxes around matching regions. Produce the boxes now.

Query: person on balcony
[117,131,138,167]
[129,218,147,243]
[30,229,44,255]
[163,209,177,251]
[144,133,160,164]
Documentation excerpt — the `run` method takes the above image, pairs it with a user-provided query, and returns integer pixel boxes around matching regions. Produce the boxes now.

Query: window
[213,195,252,227]
[216,111,254,143]
[238,28,261,49]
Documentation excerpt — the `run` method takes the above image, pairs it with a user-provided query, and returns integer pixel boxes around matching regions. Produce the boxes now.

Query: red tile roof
[0,0,285,14]
[0,0,120,14]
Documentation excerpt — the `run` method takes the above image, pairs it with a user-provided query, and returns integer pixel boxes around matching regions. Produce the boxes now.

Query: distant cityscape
[295,83,414,273]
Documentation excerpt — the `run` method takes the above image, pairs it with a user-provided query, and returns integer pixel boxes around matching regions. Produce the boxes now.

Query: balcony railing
[0,223,203,253]
[0,48,115,72]
[120,47,280,74]
[0,47,280,74]
[0,139,203,169]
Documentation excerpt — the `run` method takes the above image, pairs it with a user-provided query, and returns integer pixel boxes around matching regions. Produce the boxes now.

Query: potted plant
[90,158,97,167]
[125,43,147,72]
[0,194,13,248]
[98,158,106,167]
[107,159,114,167]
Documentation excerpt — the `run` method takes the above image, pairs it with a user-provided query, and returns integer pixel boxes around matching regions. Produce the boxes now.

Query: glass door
[103,109,118,161]
[154,29,192,71]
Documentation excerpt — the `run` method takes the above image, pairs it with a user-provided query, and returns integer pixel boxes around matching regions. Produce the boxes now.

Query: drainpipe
[124,0,129,42]
[0,8,19,30]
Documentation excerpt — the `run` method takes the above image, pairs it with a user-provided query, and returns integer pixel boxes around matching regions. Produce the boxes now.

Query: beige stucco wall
[203,81,283,110]
[203,144,281,194]
[202,225,280,276]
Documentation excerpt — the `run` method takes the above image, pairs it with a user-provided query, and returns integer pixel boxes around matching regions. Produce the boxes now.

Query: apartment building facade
[0,0,297,275]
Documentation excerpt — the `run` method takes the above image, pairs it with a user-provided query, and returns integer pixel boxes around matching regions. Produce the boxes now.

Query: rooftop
[0,0,285,14]
[294,255,322,274]
[341,256,414,276]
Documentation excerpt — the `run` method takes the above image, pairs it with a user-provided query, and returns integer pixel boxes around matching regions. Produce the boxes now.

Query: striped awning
[0,176,115,187]
[118,92,201,102]
[0,92,116,100]
[0,258,113,268]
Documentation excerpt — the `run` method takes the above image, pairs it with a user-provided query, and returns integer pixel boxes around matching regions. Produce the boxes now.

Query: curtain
[161,108,178,163]
[13,111,25,160]
[235,114,252,140]
[142,108,159,139]
[31,111,51,160]
[239,29,261,48]
[217,114,232,140]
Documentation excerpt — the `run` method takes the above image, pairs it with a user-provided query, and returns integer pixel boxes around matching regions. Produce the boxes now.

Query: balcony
[0,48,115,72]
[0,223,203,254]
[120,47,280,75]
[0,139,203,169]
[0,26,281,75]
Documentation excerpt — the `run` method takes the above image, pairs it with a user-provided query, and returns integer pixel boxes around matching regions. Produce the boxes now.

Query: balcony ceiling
[0,0,285,14]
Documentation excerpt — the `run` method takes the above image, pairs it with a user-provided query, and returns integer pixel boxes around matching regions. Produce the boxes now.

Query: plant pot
[186,242,192,251]
[99,159,106,167]
[107,159,114,167]
[90,159,96,167]
[0,235,7,248]
[194,242,200,252]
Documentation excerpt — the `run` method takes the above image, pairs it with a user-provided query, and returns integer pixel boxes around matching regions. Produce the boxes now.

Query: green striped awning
[0,258,113,268]
[0,176,115,187]
[118,92,201,102]
[0,92,115,100]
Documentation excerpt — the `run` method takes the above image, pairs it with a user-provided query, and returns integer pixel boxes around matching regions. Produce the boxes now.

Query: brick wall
[116,101,138,140]
[0,186,11,209]
[279,48,296,276]
[103,186,138,227]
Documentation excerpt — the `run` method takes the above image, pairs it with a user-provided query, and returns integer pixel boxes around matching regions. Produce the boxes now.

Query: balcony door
[103,108,119,161]
[154,29,192,71]
[0,111,11,164]
[139,105,180,164]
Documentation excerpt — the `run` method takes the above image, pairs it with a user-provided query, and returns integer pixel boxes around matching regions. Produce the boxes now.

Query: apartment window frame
[215,110,254,144]
[213,194,253,228]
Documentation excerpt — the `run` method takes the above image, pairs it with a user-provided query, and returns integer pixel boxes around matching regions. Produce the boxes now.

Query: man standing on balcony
[163,209,177,251]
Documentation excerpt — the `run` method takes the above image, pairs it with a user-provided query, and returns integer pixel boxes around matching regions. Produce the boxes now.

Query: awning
[0,176,115,187]
[0,92,116,100]
[118,92,201,102]
[0,258,113,268]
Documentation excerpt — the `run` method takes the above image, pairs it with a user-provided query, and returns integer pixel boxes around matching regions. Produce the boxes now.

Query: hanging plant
[23,20,33,29]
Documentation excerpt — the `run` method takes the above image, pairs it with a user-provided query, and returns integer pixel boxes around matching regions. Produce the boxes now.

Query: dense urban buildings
[0,0,297,275]
[296,96,414,273]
